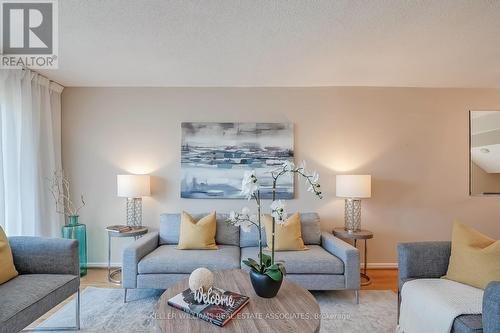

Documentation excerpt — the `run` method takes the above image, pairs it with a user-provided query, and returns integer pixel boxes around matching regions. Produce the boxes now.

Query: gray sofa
[123,212,360,301]
[0,237,80,333]
[398,242,500,333]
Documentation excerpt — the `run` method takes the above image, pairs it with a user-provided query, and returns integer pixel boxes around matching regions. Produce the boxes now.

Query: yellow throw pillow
[264,212,308,251]
[444,222,500,289]
[0,226,18,284]
[177,211,218,250]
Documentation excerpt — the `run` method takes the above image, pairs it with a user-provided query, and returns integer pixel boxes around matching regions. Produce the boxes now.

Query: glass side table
[106,226,148,284]
[332,228,374,286]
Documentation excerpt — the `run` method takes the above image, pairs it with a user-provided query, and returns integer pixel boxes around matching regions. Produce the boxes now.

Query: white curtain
[0,69,63,236]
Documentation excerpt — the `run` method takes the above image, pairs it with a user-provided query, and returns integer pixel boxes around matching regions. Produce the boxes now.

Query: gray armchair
[0,237,80,333]
[398,242,500,333]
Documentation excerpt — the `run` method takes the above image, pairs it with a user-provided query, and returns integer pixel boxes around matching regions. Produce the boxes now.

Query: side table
[105,226,148,284]
[332,228,374,286]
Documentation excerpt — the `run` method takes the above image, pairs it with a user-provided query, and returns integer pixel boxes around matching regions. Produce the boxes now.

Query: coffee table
[155,269,320,332]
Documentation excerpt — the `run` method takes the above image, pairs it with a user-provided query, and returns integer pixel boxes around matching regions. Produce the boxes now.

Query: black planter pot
[249,270,283,298]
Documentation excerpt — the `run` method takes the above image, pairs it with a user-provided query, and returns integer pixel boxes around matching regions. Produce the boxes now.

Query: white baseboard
[88,262,398,269]
[88,262,121,268]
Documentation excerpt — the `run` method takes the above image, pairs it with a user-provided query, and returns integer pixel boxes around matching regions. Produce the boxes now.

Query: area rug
[38,287,397,332]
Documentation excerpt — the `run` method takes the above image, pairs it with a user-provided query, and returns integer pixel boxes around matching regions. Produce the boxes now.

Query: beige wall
[61,87,500,266]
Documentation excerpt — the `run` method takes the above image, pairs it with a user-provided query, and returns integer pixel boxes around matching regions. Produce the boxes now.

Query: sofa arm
[122,231,159,288]
[9,236,79,276]
[321,232,360,289]
[483,281,500,333]
[397,241,451,291]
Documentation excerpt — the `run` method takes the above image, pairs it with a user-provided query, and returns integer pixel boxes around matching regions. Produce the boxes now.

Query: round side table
[105,226,148,284]
[332,228,374,286]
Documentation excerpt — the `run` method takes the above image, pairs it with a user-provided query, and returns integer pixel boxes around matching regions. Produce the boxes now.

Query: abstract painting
[181,122,294,199]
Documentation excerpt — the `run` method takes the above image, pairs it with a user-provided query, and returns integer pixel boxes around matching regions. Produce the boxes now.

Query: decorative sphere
[189,267,214,292]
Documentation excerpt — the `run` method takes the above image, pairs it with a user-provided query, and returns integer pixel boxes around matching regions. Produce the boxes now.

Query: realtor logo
[1,0,58,68]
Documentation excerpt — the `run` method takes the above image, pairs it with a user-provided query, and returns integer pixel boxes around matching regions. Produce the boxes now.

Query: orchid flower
[229,210,237,222]
[270,200,287,225]
[241,170,259,200]
[227,207,258,232]
[227,159,322,280]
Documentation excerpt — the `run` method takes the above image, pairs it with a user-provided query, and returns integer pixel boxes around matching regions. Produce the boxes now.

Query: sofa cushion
[177,211,218,250]
[0,274,79,333]
[240,212,321,247]
[138,245,241,274]
[0,226,18,284]
[160,213,239,246]
[263,213,308,251]
[240,245,344,274]
[445,222,500,289]
[300,212,322,245]
[240,223,268,248]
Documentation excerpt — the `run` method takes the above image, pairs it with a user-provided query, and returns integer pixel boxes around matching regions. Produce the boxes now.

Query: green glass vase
[62,215,87,277]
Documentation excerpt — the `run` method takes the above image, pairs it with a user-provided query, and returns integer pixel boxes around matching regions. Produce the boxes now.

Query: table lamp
[117,174,150,228]
[336,175,371,232]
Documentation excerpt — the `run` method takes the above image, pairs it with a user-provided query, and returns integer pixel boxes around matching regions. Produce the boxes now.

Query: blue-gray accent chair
[0,237,80,333]
[398,242,500,333]
[123,212,360,302]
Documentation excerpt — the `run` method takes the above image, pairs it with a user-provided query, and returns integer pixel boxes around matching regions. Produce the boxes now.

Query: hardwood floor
[362,268,398,292]
[30,268,398,328]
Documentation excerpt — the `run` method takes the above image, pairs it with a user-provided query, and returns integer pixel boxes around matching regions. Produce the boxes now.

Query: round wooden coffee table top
[155,269,320,333]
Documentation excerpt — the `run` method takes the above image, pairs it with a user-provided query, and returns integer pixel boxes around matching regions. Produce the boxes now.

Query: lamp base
[344,198,361,232]
[126,197,142,228]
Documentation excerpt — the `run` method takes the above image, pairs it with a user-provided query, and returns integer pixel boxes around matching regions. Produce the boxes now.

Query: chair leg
[397,290,401,324]
[124,288,128,303]
[355,289,359,304]
[76,289,80,330]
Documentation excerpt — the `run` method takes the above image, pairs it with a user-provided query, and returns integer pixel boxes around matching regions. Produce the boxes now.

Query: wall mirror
[470,111,500,195]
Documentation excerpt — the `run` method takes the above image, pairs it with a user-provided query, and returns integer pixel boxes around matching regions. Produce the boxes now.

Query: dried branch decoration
[48,170,85,217]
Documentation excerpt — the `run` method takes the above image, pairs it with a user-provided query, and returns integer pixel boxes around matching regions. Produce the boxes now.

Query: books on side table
[167,287,250,327]
[106,225,133,233]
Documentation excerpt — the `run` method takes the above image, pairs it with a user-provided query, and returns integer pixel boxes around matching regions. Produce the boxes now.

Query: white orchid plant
[227,160,322,281]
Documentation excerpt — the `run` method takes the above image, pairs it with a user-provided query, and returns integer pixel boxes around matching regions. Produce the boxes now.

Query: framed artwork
[181,122,294,199]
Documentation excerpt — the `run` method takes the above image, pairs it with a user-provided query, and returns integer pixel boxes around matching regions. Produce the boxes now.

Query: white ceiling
[470,111,500,173]
[471,111,498,119]
[471,111,500,134]
[40,0,500,87]
[472,144,500,173]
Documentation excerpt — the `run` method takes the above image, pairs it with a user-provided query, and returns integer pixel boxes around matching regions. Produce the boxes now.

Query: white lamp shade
[117,174,151,198]
[336,175,371,198]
